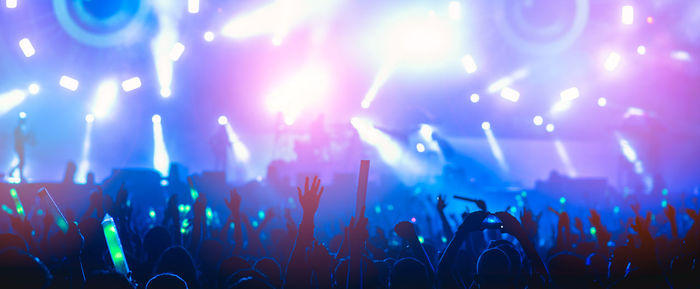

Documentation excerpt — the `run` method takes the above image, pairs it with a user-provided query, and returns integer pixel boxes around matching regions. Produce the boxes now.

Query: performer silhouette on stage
[10,115,34,182]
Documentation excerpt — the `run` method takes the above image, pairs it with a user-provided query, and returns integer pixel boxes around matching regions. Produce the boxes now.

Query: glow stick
[38,188,69,233]
[9,188,24,218]
[102,214,130,276]
[188,176,198,201]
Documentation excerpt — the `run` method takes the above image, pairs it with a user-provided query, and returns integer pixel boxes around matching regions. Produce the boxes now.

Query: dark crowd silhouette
[0,168,699,289]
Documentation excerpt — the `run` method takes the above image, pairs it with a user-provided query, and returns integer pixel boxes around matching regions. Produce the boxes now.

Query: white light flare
[637,45,646,55]
[621,5,634,25]
[6,0,17,9]
[92,80,119,118]
[598,97,607,107]
[151,0,183,99]
[605,52,621,71]
[75,115,94,183]
[187,0,199,13]
[121,77,142,92]
[554,139,577,177]
[152,114,170,177]
[461,54,477,74]
[671,50,691,62]
[266,66,331,125]
[28,83,39,95]
[223,123,250,163]
[470,93,479,103]
[560,87,580,101]
[533,115,543,126]
[482,123,508,173]
[351,117,403,165]
[218,115,228,125]
[448,1,461,20]
[362,62,395,109]
[19,38,35,57]
[486,68,528,94]
[500,87,520,102]
[546,123,555,132]
[0,89,27,116]
[203,31,215,42]
[59,75,79,91]
[169,42,185,61]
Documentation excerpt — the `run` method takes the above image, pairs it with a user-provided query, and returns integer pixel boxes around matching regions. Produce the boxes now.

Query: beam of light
[416,143,425,152]
[616,134,645,174]
[152,114,170,176]
[448,1,461,20]
[187,0,199,13]
[671,50,691,62]
[461,54,477,74]
[169,42,185,61]
[18,38,35,57]
[486,68,528,94]
[0,89,27,116]
[151,0,184,98]
[351,117,403,165]
[500,87,520,102]
[266,65,330,125]
[621,5,634,25]
[220,0,339,43]
[418,124,440,151]
[550,87,580,113]
[6,0,16,9]
[604,52,621,71]
[75,114,94,184]
[92,80,119,119]
[59,75,79,91]
[121,77,142,92]
[482,123,508,173]
[470,93,479,103]
[223,123,251,162]
[362,61,395,109]
[5,156,20,184]
[381,11,457,65]
[554,139,577,177]
[533,115,543,126]
[27,83,39,95]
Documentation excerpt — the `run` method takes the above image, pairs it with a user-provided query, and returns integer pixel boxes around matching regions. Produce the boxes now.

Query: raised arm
[285,176,324,289]
[437,195,454,240]
[437,211,488,289]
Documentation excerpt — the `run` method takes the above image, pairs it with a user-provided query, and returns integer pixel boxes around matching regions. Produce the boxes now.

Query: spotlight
[266,66,331,125]
[560,87,580,101]
[481,121,491,130]
[218,115,228,125]
[169,42,185,61]
[92,80,119,118]
[604,52,621,71]
[76,113,95,183]
[597,97,607,107]
[637,45,646,55]
[59,75,79,91]
[152,114,161,123]
[6,0,17,8]
[362,62,395,109]
[621,5,634,25]
[533,115,543,126]
[461,55,477,74]
[203,31,215,42]
[188,0,199,14]
[483,122,508,172]
[546,124,555,132]
[470,93,479,103]
[85,114,95,123]
[18,38,35,57]
[416,143,425,153]
[19,112,26,119]
[500,87,520,102]
[152,114,170,176]
[0,90,27,116]
[448,1,461,20]
[671,51,691,62]
[121,77,142,92]
[160,87,172,97]
[27,83,40,95]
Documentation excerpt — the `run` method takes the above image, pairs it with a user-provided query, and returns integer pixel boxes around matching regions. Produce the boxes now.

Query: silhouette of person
[9,116,33,182]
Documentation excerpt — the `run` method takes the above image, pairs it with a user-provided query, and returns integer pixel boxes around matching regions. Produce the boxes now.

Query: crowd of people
[0,171,699,289]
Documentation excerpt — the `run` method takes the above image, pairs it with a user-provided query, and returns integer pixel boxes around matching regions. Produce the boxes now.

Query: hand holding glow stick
[102,213,131,277]
[9,188,25,219]
[38,187,69,233]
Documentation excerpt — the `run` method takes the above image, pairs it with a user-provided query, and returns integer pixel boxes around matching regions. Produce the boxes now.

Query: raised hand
[494,211,525,240]
[630,203,641,216]
[225,189,242,216]
[394,221,418,242]
[297,176,324,216]
[436,195,447,212]
[631,212,652,238]
[456,210,489,236]
[520,208,541,242]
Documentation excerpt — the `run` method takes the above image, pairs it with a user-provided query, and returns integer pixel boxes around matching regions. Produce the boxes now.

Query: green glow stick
[38,188,69,233]
[188,176,198,201]
[9,188,24,218]
[102,214,130,277]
